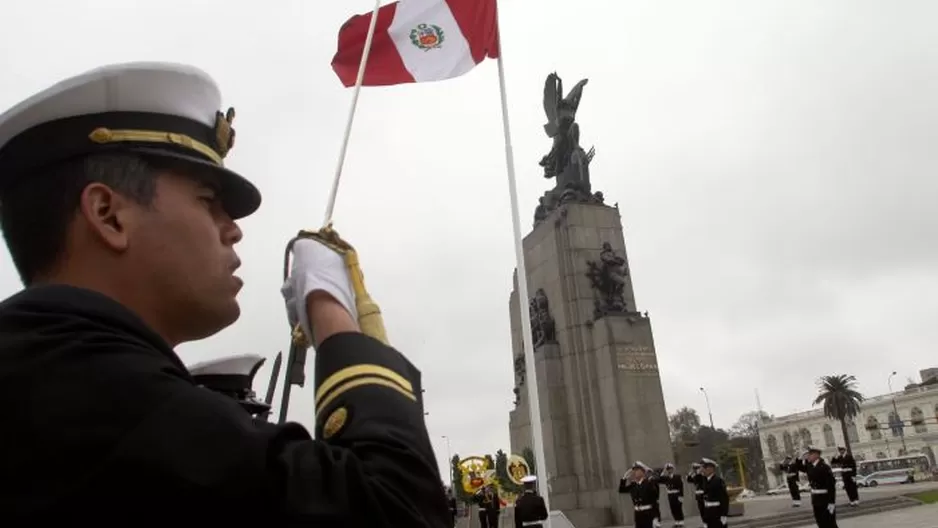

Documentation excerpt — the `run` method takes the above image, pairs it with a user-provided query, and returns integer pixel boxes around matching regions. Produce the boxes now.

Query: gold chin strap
[289,225,388,348]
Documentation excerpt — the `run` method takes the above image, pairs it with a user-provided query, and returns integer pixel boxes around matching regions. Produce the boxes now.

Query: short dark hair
[0,153,158,285]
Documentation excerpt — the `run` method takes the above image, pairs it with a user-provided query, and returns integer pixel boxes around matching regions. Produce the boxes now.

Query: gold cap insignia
[214,107,236,158]
[323,406,349,439]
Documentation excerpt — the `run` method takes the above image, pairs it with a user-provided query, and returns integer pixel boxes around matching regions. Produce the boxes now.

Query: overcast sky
[2,0,937,477]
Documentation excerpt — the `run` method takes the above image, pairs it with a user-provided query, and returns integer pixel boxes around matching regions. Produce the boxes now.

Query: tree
[813,374,865,454]
[729,411,773,438]
[451,454,473,503]
[669,407,701,441]
[727,411,772,491]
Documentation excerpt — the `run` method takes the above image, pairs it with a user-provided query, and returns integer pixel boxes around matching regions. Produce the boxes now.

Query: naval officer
[619,461,661,528]
[514,475,549,528]
[0,63,447,526]
[805,447,839,528]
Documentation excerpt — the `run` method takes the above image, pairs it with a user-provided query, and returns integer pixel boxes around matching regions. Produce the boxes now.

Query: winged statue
[539,72,595,191]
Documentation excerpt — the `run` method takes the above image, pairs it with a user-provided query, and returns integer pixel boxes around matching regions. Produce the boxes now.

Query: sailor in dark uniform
[658,463,685,527]
[831,446,859,506]
[514,475,549,528]
[779,455,802,507]
[0,63,447,525]
[805,447,838,528]
[476,484,501,528]
[687,462,706,524]
[699,459,728,528]
[618,461,662,528]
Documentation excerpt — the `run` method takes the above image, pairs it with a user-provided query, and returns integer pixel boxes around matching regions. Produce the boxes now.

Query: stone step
[731,496,921,528]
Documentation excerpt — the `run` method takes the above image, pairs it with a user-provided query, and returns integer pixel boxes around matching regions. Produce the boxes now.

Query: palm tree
[813,375,865,454]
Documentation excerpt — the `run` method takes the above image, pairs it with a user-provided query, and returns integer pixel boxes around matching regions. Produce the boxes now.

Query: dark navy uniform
[779,457,802,505]
[514,483,548,528]
[619,472,661,528]
[476,485,501,528]
[658,469,685,525]
[0,285,447,526]
[806,455,838,528]
[700,473,729,528]
[687,466,706,519]
[830,449,859,505]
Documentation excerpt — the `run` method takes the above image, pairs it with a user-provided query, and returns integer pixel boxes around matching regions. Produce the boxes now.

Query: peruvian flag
[331,0,500,87]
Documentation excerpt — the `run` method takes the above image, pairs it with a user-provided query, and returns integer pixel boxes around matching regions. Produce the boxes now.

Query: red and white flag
[331,0,500,87]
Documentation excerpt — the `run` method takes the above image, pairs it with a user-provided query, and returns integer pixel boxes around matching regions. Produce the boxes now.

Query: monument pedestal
[508,203,673,528]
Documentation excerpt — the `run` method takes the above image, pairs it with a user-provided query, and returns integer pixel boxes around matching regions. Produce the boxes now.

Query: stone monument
[507,73,673,528]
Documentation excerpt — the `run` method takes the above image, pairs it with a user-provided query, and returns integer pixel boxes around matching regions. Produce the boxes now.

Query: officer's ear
[78,182,133,253]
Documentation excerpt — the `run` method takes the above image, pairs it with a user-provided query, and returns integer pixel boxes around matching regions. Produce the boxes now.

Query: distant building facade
[758,369,938,487]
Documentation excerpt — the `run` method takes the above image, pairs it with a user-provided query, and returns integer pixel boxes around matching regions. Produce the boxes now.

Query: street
[735,481,938,519]
[790,503,938,528]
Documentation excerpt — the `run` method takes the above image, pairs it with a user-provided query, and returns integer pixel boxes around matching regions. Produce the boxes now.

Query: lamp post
[442,435,454,488]
[888,371,908,454]
[700,387,715,429]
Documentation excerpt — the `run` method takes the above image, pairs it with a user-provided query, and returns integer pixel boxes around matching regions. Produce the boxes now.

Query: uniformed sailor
[804,447,839,528]
[0,63,448,525]
[475,484,501,528]
[779,455,802,507]
[618,461,662,528]
[658,462,685,527]
[686,462,706,523]
[514,475,549,528]
[698,459,729,528]
[830,446,859,506]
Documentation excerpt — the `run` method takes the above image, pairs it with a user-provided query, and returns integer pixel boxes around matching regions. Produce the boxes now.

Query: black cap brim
[131,147,260,219]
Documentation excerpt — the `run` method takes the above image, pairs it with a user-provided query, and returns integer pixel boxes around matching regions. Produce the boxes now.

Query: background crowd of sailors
[778,445,859,528]
[619,458,729,528]
[456,445,858,528]
[468,475,549,528]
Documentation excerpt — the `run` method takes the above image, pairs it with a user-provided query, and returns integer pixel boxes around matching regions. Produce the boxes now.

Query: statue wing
[542,73,561,137]
[563,78,589,113]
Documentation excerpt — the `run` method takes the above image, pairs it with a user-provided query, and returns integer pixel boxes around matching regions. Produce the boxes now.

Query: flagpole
[322,0,383,227]
[494,5,552,523]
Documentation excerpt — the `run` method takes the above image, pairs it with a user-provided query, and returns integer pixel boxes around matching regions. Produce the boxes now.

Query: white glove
[720,516,727,526]
[281,238,358,343]
[827,503,835,515]
[652,519,661,528]
[677,496,683,503]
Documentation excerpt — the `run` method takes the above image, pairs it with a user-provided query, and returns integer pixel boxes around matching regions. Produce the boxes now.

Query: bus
[857,454,931,479]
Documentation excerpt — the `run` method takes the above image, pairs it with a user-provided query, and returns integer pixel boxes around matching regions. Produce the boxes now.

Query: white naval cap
[188,354,267,377]
[700,458,717,467]
[631,461,651,471]
[521,475,537,484]
[0,62,260,218]
[188,354,266,393]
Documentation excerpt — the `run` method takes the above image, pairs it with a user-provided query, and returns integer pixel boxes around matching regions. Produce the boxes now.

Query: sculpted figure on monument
[528,288,557,347]
[586,242,630,317]
[532,72,606,226]
[540,72,592,190]
[514,354,526,386]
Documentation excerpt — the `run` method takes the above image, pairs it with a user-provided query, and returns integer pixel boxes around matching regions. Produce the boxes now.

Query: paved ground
[731,481,938,519]
[790,503,938,527]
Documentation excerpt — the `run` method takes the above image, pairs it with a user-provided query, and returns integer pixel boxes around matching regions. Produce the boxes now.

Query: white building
[758,370,938,486]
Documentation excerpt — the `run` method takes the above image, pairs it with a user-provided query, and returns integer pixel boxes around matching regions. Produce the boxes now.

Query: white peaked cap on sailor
[700,458,717,467]
[631,461,651,470]
[188,354,267,377]
[0,62,261,218]
[521,475,537,484]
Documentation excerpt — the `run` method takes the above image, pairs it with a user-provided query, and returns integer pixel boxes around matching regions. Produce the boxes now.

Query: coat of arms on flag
[410,23,444,50]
